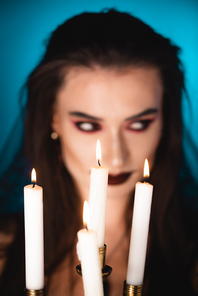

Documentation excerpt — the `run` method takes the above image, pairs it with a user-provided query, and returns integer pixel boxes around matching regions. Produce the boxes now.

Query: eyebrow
[69,108,158,122]
[125,108,158,121]
[69,111,103,121]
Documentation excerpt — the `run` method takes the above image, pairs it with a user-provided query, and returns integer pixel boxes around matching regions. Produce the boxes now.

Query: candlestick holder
[76,244,112,278]
[123,281,143,296]
[24,287,45,295]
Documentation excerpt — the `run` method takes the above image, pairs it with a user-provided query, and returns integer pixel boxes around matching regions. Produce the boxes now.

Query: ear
[51,112,61,136]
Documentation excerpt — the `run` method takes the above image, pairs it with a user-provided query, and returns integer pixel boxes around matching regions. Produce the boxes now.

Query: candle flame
[83,201,90,230]
[143,159,150,178]
[31,168,37,183]
[96,139,101,166]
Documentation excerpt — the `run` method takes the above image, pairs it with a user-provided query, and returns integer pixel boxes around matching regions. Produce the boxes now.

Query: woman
[0,9,198,296]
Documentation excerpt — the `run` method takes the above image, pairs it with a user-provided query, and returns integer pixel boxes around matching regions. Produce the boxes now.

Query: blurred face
[52,67,163,201]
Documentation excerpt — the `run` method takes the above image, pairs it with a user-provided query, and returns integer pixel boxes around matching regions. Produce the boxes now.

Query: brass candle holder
[76,244,112,278]
[123,281,143,296]
[24,287,45,295]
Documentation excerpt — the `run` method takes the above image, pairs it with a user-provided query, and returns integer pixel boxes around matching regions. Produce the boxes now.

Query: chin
[107,183,135,200]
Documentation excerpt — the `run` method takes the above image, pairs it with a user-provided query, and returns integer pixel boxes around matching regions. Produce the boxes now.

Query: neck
[105,192,131,254]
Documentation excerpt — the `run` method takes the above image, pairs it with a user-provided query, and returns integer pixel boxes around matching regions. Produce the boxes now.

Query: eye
[127,119,153,131]
[75,121,101,132]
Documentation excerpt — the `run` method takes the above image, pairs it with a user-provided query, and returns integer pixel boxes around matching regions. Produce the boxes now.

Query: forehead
[56,66,163,118]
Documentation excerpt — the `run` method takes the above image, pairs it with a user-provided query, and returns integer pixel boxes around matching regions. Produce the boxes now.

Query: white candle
[24,168,44,290]
[77,201,104,296]
[88,140,108,247]
[126,159,153,286]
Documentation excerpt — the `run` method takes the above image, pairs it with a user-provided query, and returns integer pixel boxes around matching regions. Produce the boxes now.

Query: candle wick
[98,159,101,166]
[143,176,150,183]
[32,182,36,188]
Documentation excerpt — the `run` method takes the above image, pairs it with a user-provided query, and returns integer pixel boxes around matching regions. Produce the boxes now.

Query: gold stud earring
[51,131,58,140]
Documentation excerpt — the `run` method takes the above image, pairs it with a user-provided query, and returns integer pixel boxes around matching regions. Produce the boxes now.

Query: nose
[102,128,128,169]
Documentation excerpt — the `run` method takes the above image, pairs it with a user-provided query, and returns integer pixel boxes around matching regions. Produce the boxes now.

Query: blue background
[0,0,198,178]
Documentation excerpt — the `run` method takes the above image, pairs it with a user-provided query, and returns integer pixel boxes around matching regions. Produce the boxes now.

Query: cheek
[57,121,84,167]
[59,130,96,178]
[129,120,162,169]
[59,135,94,201]
[61,138,85,171]
[60,138,80,169]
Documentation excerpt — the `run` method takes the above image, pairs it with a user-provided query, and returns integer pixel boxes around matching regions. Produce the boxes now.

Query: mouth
[108,172,132,185]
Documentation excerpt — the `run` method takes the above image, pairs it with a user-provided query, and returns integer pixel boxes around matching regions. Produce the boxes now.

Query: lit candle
[88,140,108,247]
[24,168,44,289]
[126,159,153,286]
[77,201,104,296]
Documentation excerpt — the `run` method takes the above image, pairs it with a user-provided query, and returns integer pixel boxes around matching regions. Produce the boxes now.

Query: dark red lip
[108,172,131,185]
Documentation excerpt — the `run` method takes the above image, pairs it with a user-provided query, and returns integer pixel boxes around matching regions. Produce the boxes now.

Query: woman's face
[52,66,163,201]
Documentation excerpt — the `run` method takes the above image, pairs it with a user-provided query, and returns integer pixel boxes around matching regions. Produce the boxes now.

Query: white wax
[88,165,108,247]
[126,182,153,286]
[77,229,104,296]
[24,184,44,290]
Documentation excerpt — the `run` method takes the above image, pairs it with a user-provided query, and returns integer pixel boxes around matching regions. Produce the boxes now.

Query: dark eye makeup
[74,121,101,132]
[73,117,155,133]
[126,119,155,131]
